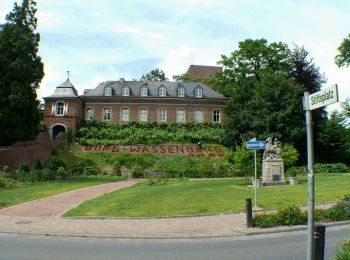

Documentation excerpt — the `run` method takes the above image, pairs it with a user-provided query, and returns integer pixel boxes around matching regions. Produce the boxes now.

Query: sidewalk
[0,180,348,238]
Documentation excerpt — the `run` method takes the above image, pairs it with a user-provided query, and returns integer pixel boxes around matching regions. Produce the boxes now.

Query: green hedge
[76,121,225,145]
[314,163,349,173]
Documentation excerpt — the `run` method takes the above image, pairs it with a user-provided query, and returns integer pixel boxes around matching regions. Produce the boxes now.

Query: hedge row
[76,121,225,145]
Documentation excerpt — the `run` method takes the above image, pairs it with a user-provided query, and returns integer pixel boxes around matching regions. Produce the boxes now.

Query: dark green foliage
[32,159,42,170]
[314,163,349,173]
[45,157,66,172]
[77,121,225,145]
[0,178,7,188]
[19,163,29,173]
[287,167,303,177]
[72,158,94,176]
[131,166,144,178]
[83,167,98,176]
[145,177,167,186]
[0,0,44,145]
[332,240,350,260]
[40,169,56,181]
[29,169,41,182]
[253,213,279,228]
[276,206,307,226]
[335,34,350,68]
[140,68,168,81]
[232,145,260,177]
[282,144,299,170]
[56,166,68,180]
[113,161,121,176]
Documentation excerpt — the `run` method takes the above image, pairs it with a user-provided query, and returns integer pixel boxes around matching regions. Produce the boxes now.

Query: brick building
[43,77,227,141]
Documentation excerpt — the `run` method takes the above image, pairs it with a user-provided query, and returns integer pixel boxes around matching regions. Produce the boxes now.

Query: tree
[335,34,350,67]
[140,68,168,81]
[0,0,44,145]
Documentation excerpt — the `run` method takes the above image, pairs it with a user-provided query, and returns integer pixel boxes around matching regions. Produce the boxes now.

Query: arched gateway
[50,124,67,141]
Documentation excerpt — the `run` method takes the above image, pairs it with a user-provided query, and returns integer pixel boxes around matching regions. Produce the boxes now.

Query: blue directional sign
[246,141,266,150]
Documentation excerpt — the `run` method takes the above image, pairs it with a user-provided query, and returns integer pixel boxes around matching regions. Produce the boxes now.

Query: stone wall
[0,132,66,171]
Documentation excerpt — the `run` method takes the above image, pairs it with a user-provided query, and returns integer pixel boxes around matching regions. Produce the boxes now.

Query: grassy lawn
[0,176,123,208]
[64,174,350,218]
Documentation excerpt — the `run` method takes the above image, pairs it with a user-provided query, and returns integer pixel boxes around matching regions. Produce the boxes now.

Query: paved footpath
[0,180,347,238]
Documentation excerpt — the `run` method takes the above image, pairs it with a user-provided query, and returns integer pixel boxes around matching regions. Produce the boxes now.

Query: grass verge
[0,176,123,208]
[64,175,350,217]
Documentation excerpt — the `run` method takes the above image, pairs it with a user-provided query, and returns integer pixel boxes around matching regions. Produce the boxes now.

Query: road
[0,224,349,260]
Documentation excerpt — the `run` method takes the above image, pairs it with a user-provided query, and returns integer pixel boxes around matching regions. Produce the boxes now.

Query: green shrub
[253,213,279,227]
[19,163,30,173]
[113,161,122,176]
[2,165,10,173]
[57,166,68,180]
[314,163,349,173]
[145,177,167,186]
[0,178,7,188]
[83,167,98,176]
[322,202,350,222]
[131,166,144,178]
[29,169,42,182]
[32,160,42,170]
[40,169,56,181]
[45,157,66,172]
[287,167,303,177]
[282,144,299,170]
[232,145,256,177]
[332,240,350,260]
[276,206,307,226]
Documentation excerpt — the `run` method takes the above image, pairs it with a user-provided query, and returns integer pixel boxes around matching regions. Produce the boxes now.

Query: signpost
[304,84,338,260]
[246,140,266,208]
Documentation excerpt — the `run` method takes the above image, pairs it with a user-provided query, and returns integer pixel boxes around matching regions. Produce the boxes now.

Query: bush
[253,213,279,228]
[332,240,350,260]
[40,169,56,181]
[282,144,299,170]
[32,160,42,170]
[57,166,68,180]
[0,178,7,188]
[19,163,30,173]
[287,167,303,177]
[232,145,255,177]
[83,167,98,176]
[2,165,10,173]
[276,206,307,226]
[45,157,66,172]
[113,161,122,176]
[29,169,42,182]
[314,163,349,174]
[145,177,167,186]
[131,166,144,178]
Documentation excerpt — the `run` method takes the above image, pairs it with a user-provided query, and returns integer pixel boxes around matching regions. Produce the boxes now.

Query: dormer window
[195,87,203,98]
[159,87,166,97]
[177,87,185,97]
[55,102,64,116]
[140,87,148,97]
[122,86,130,96]
[104,86,112,96]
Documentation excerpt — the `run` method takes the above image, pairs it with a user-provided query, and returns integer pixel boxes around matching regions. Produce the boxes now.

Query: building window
[177,87,185,97]
[213,110,220,122]
[122,87,130,96]
[104,87,112,96]
[158,108,167,122]
[139,108,148,122]
[55,102,64,116]
[195,88,203,98]
[121,108,129,122]
[177,109,186,122]
[140,87,148,97]
[159,87,166,97]
[103,108,111,120]
[86,108,94,120]
[195,109,204,122]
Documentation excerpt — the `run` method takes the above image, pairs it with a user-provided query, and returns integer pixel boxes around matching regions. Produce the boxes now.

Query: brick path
[0,180,140,218]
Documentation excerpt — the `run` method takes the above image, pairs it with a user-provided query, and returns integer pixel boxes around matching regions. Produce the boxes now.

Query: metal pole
[315,224,326,260]
[254,149,257,207]
[246,198,253,228]
[305,92,315,260]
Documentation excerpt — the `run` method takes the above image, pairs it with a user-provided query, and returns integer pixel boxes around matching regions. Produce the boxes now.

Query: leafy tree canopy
[140,68,168,81]
[335,34,350,67]
[0,0,44,145]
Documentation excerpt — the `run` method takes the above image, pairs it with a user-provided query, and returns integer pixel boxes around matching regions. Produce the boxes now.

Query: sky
[0,0,349,111]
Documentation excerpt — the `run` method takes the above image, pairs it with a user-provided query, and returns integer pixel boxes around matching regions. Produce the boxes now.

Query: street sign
[246,141,266,150]
[307,84,338,110]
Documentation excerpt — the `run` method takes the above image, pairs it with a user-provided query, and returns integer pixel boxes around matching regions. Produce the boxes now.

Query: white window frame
[103,107,111,121]
[176,108,186,122]
[86,107,94,121]
[195,109,204,122]
[121,107,129,122]
[140,87,148,97]
[122,86,130,96]
[104,87,112,96]
[139,108,148,122]
[177,87,185,97]
[213,109,221,123]
[159,87,166,97]
[158,108,167,122]
[55,101,64,116]
[195,88,203,98]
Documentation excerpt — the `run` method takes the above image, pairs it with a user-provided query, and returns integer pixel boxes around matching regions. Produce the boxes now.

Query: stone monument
[262,137,286,186]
